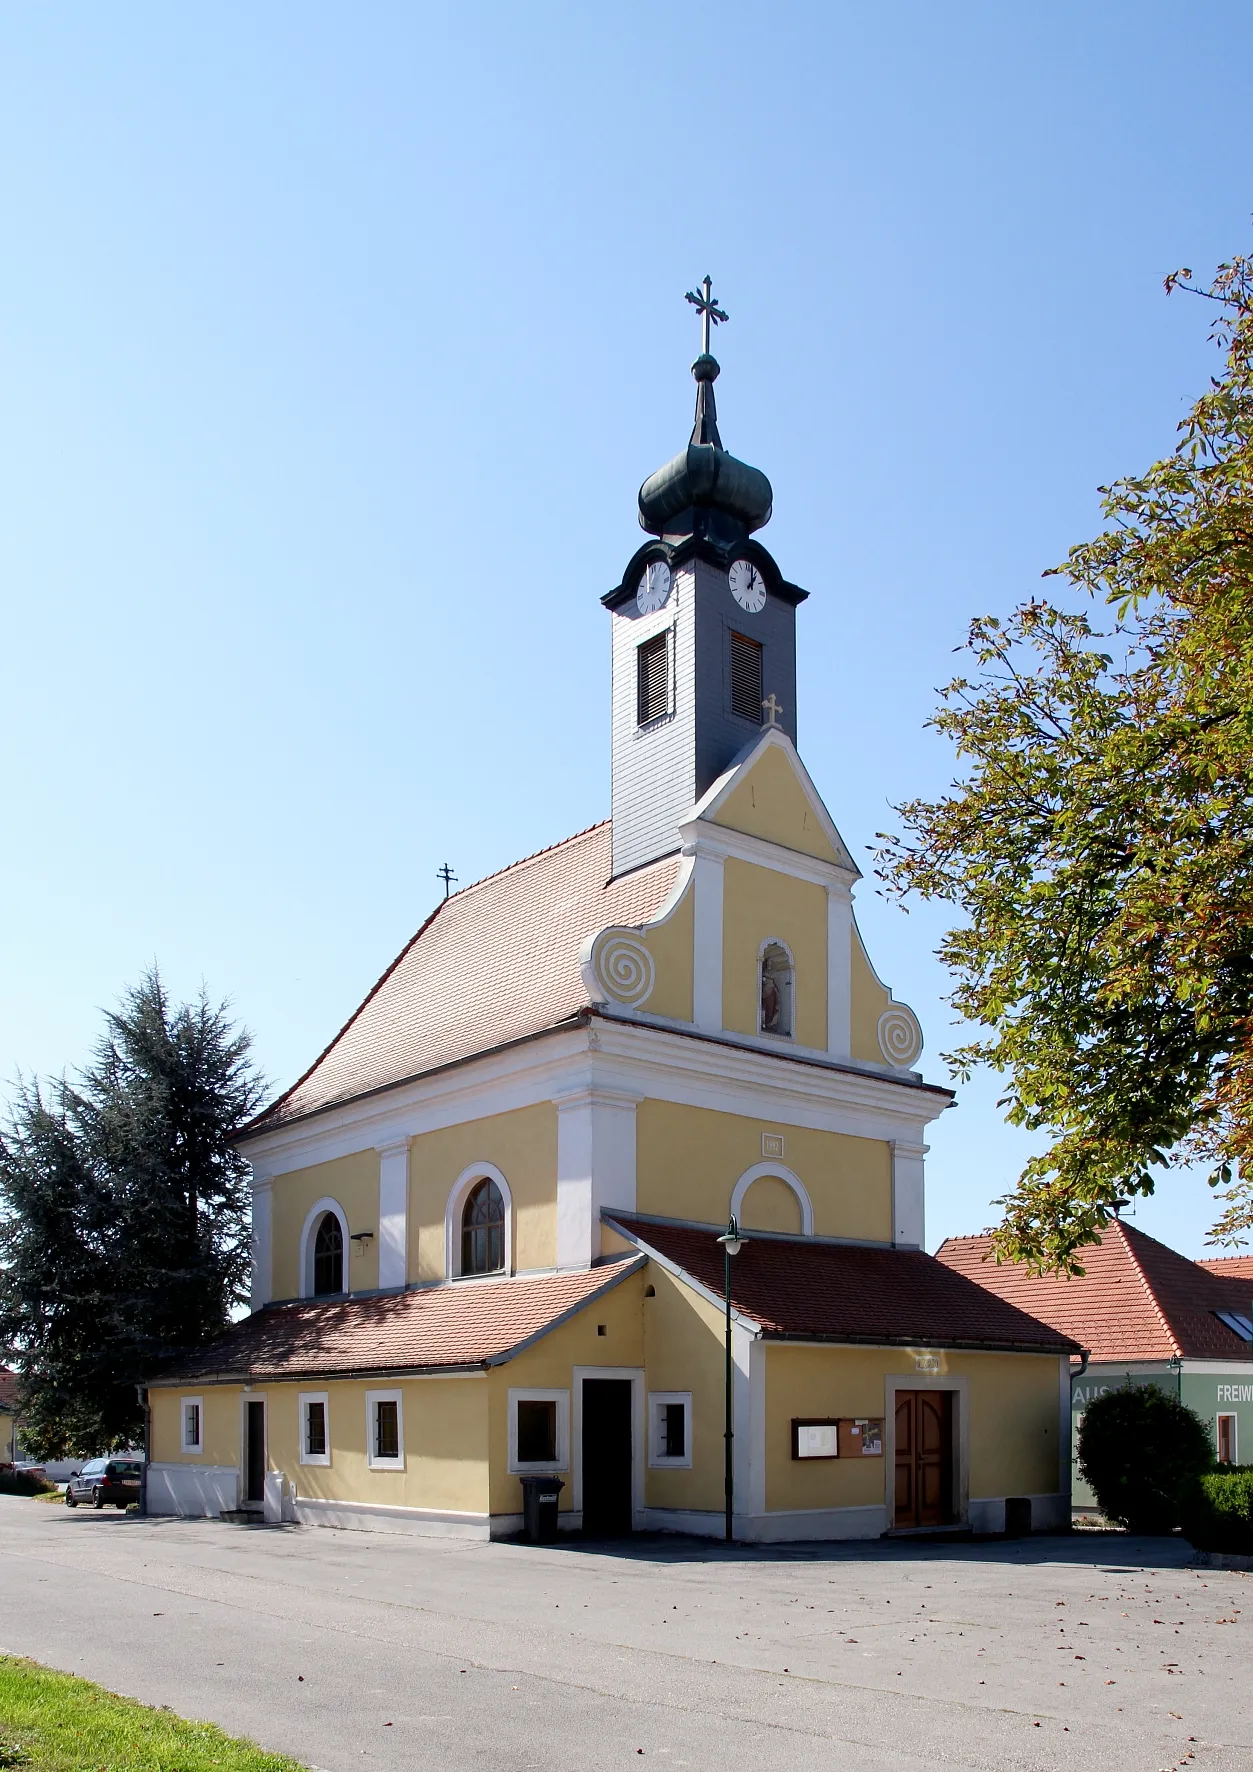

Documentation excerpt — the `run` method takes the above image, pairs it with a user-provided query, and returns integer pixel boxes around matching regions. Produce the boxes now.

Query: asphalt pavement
[0,1497,1248,1771]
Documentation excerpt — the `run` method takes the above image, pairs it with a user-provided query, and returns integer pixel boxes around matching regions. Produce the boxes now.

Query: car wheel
[92,1486,104,1510]
[65,1489,77,1507]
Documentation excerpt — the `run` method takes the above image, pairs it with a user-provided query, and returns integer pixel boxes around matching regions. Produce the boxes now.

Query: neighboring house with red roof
[937,1221,1253,1506]
[0,1365,22,1465]
[146,321,1077,1543]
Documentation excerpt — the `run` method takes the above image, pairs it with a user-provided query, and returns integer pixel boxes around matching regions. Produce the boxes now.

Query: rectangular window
[636,631,670,726]
[648,1392,692,1468]
[517,1399,556,1464]
[507,1388,569,1473]
[730,630,763,722]
[1217,1412,1238,1464]
[299,1391,330,1466]
[180,1397,203,1455]
[365,1389,404,1470]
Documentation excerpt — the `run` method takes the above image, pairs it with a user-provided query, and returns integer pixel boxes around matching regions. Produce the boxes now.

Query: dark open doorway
[244,1400,266,1507]
[581,1378,633,1536]
[894,1389,954,1528]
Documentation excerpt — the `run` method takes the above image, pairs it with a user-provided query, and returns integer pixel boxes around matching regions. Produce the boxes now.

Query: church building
[145,287,1076,1541]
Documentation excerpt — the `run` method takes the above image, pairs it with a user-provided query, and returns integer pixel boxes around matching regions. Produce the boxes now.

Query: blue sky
[2,2,1250,1256]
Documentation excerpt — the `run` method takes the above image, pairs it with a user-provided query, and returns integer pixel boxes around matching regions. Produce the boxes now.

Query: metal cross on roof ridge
[761,693,784,727]
[685,275,728,357]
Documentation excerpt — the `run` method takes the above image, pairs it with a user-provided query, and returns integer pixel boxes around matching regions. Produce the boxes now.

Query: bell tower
[604,280,808,878]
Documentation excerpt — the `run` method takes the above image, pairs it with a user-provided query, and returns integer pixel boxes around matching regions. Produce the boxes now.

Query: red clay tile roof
[0,1365,18,1412]
[151,1257,645,1384]
[248,824,680,1130]
[936,1221,1253,1363]
[608,1217,1076,1354]
[1197,1254,1253,1283]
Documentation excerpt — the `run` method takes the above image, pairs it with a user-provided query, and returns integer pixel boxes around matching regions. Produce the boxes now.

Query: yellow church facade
[145,299,1075,1542]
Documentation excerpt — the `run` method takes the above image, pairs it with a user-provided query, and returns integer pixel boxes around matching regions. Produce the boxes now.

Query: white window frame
[445,1163,514,1279]
[365,1388,404,1471]
[299,1390,331,1467]
[299,1197,350,1299]
[507,1387,570,1475]
[180,1395,204,1456]
[648,1391,693,1469]
[1217,1411,1239,1464]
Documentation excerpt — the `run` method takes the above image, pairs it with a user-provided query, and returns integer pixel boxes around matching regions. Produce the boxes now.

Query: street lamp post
[717,1215,745,1543]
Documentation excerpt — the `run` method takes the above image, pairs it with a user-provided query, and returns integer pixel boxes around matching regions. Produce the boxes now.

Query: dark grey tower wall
[609,555,799,878]
[691,556,797,799]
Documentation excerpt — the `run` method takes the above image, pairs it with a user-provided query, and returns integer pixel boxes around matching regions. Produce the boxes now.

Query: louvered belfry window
[730,630,763,722]
[637,631,670,726]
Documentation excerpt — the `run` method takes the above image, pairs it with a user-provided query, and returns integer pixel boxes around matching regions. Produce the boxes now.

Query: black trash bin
[1004,1496,1032,1538]
[520,1474,563,1543]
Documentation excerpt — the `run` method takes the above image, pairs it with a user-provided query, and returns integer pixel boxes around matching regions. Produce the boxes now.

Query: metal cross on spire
[685,276,728,356]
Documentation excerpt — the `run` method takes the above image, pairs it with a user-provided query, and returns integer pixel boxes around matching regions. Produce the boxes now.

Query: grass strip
[0,1656,309,1771]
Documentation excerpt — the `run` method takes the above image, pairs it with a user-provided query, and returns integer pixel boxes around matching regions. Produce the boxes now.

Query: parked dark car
[65,1457,143,1509]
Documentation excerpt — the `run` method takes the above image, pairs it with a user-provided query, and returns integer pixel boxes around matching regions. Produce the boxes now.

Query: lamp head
[717,1215,745,1257]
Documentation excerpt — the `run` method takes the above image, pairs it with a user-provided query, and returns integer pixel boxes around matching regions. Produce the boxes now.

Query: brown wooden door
[894,1391,953,1528]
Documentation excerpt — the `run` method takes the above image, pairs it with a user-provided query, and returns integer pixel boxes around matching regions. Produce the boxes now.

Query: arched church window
[462,1178,505,1275]
[759,942,794,1038]
[312,1212,344,1295]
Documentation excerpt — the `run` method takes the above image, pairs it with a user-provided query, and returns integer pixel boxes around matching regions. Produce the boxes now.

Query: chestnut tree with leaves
[878,252,1253,1270]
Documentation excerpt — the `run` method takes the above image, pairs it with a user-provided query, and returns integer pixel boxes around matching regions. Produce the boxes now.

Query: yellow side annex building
[146,311,1076,1542]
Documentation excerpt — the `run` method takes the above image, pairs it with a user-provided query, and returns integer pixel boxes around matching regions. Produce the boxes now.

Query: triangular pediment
[687,728,858,873]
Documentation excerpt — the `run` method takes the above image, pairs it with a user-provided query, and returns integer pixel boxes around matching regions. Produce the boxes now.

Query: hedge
[1182,1467,1253,1554]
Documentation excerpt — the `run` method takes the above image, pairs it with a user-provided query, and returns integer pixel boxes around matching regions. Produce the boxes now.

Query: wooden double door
[894,1390,954,1528]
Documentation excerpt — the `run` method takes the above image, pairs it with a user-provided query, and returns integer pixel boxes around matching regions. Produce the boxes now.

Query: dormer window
[759,942,794,1038]
[462,1177,505,1275]
[312,1211,344,1295]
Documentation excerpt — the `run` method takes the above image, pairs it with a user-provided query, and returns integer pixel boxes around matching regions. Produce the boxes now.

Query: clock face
[636,559,672,614]
[728,558,766,613]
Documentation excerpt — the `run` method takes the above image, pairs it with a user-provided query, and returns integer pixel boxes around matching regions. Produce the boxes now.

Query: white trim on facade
[292,1496,493,1539]
[825,884,852,1060]
[365,1388,404,1470]
[250,1177,273,1308]
[691,851,725,1033]
[647,1391,693,1468]
[299,1197,350,1298]
[445,1162,514,1279]
[553,1087,640,1270]
[890,1140,927,1250]
[240,1016,948,1184]
[180,1396,204,1455]
[298,1390,331,1466]
[729,1161,815,1236]
[376,1139,409,1290]
[506,1387,570,1475]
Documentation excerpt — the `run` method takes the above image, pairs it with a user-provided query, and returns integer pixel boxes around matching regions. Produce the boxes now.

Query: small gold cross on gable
[761,694,783,727]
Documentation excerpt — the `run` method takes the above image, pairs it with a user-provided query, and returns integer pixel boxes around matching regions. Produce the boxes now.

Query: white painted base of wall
[294,1497,491,1539]
[968,1492,1069,1534]
[146,1463,239,1518]
[643,1505,888,1542]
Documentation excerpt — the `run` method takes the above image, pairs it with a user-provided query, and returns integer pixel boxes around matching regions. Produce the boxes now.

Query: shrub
[0,1469,55,1497]
[1077,1384,1212,1533]
[1182,1468,1253,1554]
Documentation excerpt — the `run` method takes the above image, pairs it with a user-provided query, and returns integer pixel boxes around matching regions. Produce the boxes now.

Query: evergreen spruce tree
[0,971,266,1457]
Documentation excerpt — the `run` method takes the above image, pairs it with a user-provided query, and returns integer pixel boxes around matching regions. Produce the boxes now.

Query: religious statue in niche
[760,943,794,1038]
